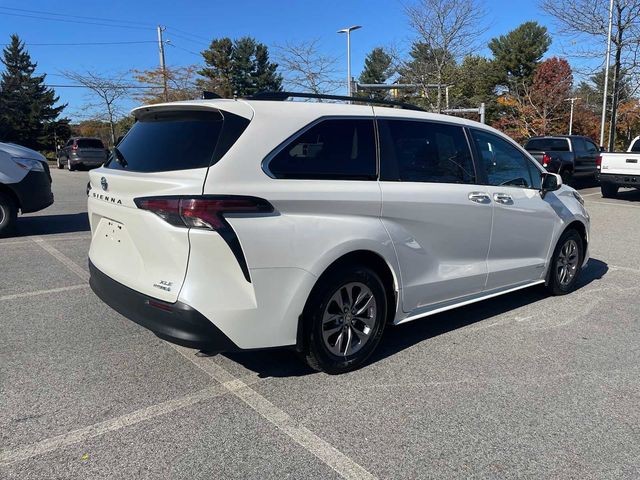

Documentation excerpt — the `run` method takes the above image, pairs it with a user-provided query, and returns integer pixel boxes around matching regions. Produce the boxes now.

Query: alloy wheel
[321,282,377,357]
[556,239,579,286]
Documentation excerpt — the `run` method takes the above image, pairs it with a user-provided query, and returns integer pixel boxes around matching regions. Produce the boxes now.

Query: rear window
[524,138,570,152]
[105,110,249,173]
[77,139,104,149]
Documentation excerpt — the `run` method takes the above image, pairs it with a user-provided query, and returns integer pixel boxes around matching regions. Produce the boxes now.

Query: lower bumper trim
[89,260,238,352]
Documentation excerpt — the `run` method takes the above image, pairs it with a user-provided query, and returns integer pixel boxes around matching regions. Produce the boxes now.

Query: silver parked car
[57,137,108,171]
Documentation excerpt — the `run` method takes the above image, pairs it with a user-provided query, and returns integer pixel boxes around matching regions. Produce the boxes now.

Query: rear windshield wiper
[112,146,128,168]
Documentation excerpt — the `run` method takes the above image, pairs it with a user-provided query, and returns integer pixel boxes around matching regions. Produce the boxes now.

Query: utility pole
[337,25,362,97]
[565,97,580,135]
[157,25,168,102]
[599,0,614,148]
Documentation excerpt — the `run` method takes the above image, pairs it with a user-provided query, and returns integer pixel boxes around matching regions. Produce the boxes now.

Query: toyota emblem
[101,177,108,191]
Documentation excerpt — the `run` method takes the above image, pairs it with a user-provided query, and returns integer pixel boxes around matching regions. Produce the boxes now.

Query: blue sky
[0,1,598,120]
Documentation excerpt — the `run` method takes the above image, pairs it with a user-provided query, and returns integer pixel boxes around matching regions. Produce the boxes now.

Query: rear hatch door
[88,104,252,302]
[601,153,640,175]
[77,139,107,160]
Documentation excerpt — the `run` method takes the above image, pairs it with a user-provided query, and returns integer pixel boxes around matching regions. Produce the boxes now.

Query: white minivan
[88,93,590,373]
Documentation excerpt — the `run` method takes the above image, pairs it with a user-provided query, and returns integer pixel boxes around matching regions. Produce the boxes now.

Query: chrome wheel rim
[0,204,5,224]
[322,282,377,357]
[556,239,579,286]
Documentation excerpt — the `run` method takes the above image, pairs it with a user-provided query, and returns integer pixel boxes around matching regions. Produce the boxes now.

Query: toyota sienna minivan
[88,93,590,373]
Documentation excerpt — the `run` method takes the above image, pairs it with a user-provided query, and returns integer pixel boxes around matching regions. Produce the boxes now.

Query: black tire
[601,183,618,198]
[301,265,387,374]
[0,191,18,237]
[546,229,584,296]
[67,158,74,172]
[57,157,64,169]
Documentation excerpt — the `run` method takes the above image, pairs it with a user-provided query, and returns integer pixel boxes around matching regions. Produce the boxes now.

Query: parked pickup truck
[598,136,640,198]
[524,135,600,185]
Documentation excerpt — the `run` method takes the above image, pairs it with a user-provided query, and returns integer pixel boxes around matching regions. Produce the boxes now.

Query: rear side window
[267,118,376,180]
[630,139,640,152]
[378,119,475,184]
[105,110,249,173]
[77,139,105,149]
[524,138,570,152]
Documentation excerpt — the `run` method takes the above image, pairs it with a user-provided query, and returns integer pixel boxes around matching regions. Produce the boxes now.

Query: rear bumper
[598,172,640,188]
[9,169,54,213]
[89,260,239,352]
[70,157,104,167]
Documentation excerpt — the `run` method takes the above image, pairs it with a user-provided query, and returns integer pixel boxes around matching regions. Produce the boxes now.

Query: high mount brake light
[134,196,273,230]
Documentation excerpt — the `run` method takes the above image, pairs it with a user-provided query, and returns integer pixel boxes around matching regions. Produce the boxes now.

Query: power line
[0,6,155,28]
[0,11,154,30]
[169,43,202,58]
[165,26,209,43]
[165,30,208,47]
[1,41,157,47]
[45,84,163,89]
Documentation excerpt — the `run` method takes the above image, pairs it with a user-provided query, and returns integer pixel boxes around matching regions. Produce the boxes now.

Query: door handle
[468,192,491,204]
[493,193,514,205]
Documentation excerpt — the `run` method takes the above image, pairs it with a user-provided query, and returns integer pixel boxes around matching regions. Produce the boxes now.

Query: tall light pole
[157,25,168,102]
[599,0,614,148]
[337,25,361,97]
[565,97,580,135]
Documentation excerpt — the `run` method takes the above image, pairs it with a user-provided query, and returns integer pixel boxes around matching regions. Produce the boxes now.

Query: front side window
[268,118,376,180]
[472,130,541,189]
[379,119,475,184]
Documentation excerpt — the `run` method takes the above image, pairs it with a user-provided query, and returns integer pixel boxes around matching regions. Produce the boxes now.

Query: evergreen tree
[0,34,67,150]
[358,47,394,99]
[488,22,551,91]
[198,37,282,97]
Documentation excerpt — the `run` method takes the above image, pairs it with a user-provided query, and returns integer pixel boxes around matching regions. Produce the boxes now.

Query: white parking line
[30,236,89,282]
[0,376,259,466]
[0,234,91,246]
[586,200,640,209]
[0,284,89,301]
[580,192,601,197]
[168,344,377,480]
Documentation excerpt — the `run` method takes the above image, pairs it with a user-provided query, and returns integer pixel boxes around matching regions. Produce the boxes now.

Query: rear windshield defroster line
[105,110,249,173]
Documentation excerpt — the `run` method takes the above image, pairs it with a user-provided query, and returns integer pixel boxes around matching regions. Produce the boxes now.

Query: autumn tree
[132,65,200,104]
[198,37,282,97]
[494,57,573,141]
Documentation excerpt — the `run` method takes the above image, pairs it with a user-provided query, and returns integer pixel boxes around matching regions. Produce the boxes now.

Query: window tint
[472,130,541,189]
[77,139,105,149]
[583,139,598,154]
[268,119,376,180]
[105,110,248,173]
[572,138,587,152]
[524,138,570,152]
[631,139,640,152]
[379,120,475,184]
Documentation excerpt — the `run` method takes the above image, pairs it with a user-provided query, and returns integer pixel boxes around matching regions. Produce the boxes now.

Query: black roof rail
[247,91,425,112]
[202,91,222,99]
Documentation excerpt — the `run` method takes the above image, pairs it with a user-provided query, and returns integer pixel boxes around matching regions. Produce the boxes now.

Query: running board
[395,280,545,326]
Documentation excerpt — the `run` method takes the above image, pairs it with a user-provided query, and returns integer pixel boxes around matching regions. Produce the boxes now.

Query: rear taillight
[134,196,274,230]
[542,154,551,168]
[135,196,273,283]
[72,143,78,151]
[596,155,602,169]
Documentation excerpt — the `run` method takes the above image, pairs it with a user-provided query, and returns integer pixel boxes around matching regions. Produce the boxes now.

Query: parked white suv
[88,94,590,373]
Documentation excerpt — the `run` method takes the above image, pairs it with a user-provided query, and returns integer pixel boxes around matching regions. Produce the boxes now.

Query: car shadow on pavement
[611,188,640,202]
[223,258,609,378]
[15,212,90,237]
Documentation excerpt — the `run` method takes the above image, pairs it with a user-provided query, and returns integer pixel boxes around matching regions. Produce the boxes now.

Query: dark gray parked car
[57,137,108,171]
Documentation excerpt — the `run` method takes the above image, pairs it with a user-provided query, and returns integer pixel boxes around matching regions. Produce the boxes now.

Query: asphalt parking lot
[1,169,639,479]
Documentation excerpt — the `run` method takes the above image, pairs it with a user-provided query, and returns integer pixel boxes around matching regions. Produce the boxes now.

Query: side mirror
[599,146,606,152]
[541,172,562,198]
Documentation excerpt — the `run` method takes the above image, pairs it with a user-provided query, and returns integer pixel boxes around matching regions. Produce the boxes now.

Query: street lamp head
[337,25,362,34]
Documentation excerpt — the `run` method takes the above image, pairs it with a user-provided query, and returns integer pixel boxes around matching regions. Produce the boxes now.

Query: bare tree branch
[275,39,340,96]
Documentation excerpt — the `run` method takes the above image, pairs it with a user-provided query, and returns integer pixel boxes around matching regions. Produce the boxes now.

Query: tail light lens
[596,155,602,169]
[134,196,274,230]
[135,196,274,283]
[72,143,78,151]
[542,154,551,168]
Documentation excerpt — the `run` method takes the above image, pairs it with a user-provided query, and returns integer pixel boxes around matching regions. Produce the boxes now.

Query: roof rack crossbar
[247,91,425,112]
